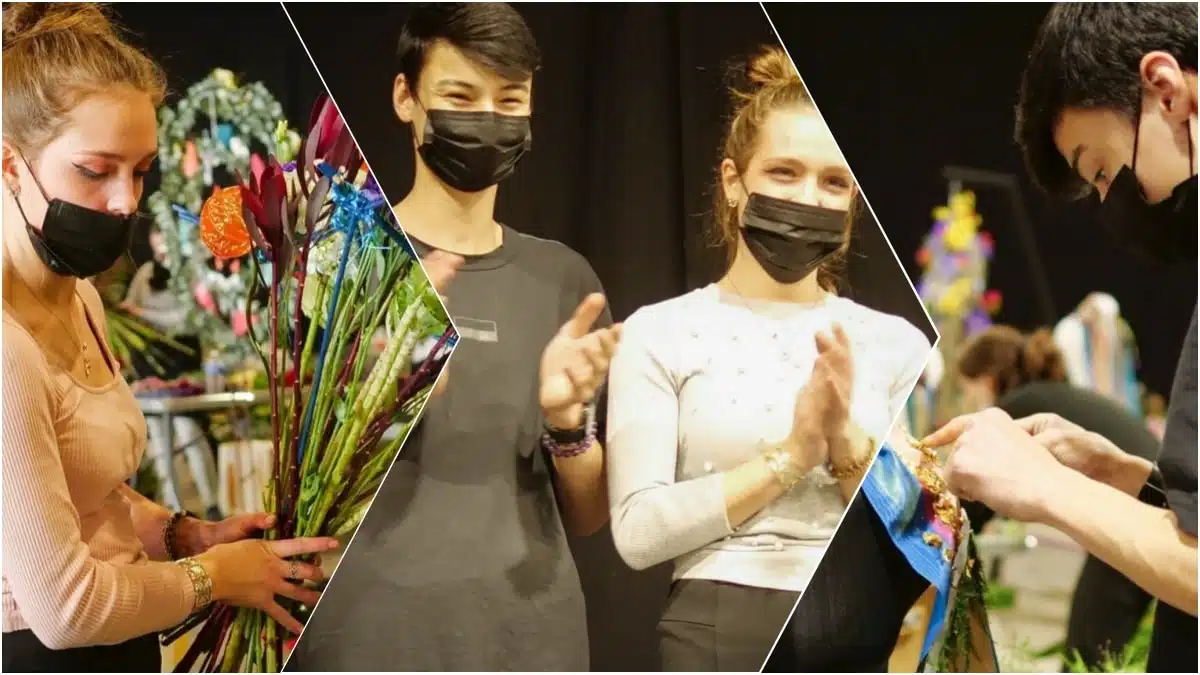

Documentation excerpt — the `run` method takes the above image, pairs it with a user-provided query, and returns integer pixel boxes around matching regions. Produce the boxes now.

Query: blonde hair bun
[3,2,116,48]
[746,45,797,89]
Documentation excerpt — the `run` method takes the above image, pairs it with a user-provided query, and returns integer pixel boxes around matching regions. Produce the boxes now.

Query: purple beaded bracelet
[542,404,598,458]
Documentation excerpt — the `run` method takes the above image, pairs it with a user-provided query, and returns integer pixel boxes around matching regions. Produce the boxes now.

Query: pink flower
[193,283,216,314]
[232,309,250,337]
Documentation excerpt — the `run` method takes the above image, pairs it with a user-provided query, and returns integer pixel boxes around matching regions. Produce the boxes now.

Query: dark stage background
[287,2,935,672]
[110,2,325,264]
[767,2,1198,398]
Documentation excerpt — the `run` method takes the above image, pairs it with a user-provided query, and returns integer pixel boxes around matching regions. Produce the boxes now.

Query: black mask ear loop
[10,152,80,274]
[411,96,436,150]
[9,152,52,227]
[1130,104,1196,187]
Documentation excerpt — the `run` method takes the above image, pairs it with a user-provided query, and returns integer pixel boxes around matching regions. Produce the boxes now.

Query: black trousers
[761,497,929,673]
[2,630,159,673]
[1064,554,1154,669]
[658,578,799,672]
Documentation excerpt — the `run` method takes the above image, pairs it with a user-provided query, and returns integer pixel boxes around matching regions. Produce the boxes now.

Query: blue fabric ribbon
[295,169,415,465]
[860,444,954,662]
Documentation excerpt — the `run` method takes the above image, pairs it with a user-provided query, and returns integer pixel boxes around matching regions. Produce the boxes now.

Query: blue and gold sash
[861,443,998,671]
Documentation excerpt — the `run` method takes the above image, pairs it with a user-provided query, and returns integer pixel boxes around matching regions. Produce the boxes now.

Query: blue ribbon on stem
[295,169,389,466]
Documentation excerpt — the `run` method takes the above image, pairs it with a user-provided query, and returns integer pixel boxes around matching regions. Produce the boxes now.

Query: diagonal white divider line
[754,3,942,672]
[277,3,460,670]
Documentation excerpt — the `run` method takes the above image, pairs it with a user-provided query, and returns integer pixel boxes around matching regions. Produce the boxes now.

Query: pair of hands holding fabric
[421,250,623,431]
[784,324,863,473]
[922,408,1133,522]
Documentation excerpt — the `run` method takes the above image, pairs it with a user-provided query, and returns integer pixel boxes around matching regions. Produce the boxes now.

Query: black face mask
[741,192,848,284]
[416,104,532,193]
[9,155,142,278]
[1098,111,1196,264]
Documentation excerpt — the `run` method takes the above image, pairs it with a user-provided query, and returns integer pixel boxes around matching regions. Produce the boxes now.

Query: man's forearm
[1102,451,1156,498]
[1039,468,1198,616]
[552,441,610,537]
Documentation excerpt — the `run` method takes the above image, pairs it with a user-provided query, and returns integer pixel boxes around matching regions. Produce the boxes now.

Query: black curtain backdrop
[766,2,1198,398]
[109,2,324,264]
[287,2,934,671]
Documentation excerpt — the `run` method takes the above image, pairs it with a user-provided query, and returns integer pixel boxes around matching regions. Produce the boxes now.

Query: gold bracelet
[828,434,877,480]
[763,446,805,489]
[176,557,214,613]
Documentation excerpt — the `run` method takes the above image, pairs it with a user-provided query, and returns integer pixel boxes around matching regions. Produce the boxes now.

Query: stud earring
[727,198,737,209]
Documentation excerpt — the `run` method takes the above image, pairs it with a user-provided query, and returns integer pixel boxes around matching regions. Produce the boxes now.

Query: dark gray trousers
[658,578,799,672]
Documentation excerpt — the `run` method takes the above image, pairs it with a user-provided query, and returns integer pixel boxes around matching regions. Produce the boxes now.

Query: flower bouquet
[162,94,456,673]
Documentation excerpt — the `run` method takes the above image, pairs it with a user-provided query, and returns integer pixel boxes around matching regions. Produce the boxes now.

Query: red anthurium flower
[307,94,344,159]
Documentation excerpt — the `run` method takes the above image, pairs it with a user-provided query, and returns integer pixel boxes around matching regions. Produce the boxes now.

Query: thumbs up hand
[539,293,623,430]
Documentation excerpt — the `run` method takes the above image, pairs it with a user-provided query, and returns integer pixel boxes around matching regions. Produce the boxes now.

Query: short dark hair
[148,261,171,292]
[396,3,541,93]
[1014,3,1198,199]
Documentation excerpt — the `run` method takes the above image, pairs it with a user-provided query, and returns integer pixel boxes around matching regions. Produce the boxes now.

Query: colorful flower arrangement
[915,190,1002,336]
[914,190,1003,425]
[162,94,456,673]
[148,68,302,364]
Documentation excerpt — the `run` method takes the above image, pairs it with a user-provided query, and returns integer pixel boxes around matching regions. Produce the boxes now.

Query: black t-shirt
[964,381,1161,531]
[288,225,611,672]
[1147,307,1197,673]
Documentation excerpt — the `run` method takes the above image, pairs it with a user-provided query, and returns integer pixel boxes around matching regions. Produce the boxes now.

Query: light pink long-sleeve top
[2,221,195,649]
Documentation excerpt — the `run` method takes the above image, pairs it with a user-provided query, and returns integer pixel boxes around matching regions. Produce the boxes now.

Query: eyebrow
[433,78,529,94]
[433,78,479,91]
[78,150,158,164]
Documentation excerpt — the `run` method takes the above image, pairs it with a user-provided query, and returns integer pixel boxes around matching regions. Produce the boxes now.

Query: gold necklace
[9,266,96,377]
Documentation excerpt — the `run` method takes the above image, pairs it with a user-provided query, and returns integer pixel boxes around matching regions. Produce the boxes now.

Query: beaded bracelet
[163,511,196,561]
[175,557,214,613]
[542,404,597,459]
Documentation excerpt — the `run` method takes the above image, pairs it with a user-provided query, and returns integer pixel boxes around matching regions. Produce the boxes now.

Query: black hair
[148,261,170,292]
[1014,3,1198,199]
[396,3,540,93]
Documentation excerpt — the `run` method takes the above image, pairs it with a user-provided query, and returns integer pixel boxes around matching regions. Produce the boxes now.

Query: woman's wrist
[165,513,211,559]
[827,423,875,480]
[176,555,216,612]
[779,433,823,476]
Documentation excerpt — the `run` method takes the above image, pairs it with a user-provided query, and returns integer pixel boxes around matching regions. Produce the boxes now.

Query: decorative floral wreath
[147,68,301,364]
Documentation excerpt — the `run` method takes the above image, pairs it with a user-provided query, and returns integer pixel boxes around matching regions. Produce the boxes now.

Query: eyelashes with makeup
[766,166,851,190]
[74,163,152,181]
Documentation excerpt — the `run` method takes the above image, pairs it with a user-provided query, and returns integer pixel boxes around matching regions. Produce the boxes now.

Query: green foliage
[984,584,1017,610]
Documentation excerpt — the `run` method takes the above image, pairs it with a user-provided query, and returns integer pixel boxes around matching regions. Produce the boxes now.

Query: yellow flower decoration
[212,68,238,90]
[933,191,983,252]
[934,278,972,315]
